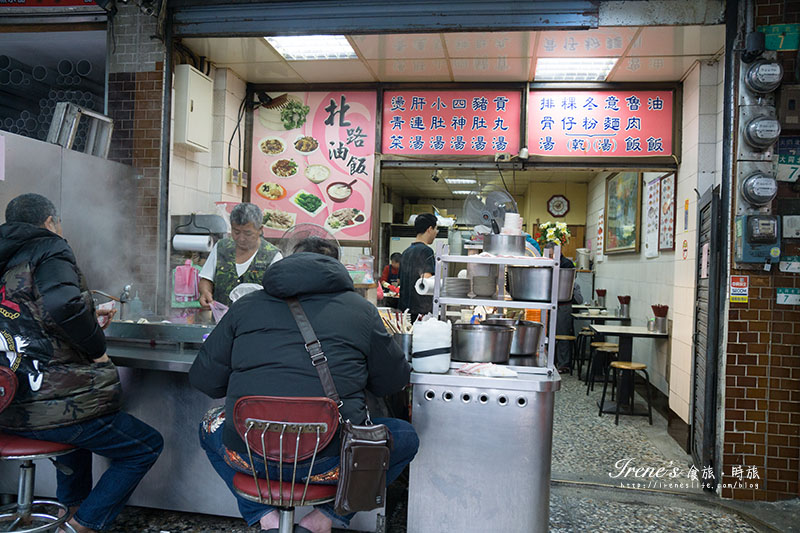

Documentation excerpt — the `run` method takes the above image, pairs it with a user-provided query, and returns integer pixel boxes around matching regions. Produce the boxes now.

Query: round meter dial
[745,60,783,93]
[743,116,781,149]
[741,172,778,206]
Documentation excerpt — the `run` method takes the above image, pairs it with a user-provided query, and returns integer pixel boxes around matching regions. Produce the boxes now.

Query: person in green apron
[199,203,282,307]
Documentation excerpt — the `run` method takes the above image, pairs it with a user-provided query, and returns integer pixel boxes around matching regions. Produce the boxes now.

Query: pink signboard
[250,91,376,242]
[381,90,522,155]
[527,90,674,157]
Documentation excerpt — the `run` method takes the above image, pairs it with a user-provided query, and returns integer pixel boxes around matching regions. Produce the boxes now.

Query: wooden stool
[599,361,653,425]
[586,343,618,395]
[574,330,595,380]
[555,335,576,374]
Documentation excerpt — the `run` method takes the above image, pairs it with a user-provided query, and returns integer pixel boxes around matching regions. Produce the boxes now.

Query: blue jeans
[7,411,163,531]
[199,408,419,528]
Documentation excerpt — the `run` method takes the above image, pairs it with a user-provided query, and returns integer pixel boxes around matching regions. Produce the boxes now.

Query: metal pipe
[24,117,36,131]
[9,70,49,95]
[3,117,13,128]
[74,75,103,93]
[32,65,59,86]
[76,59,92,77]
[15,118,24,128]
[19,110,31,120]
[9,124,19,134]
[0,70,9,84]
[57,59,74,76]
[56,90,65,99]
[0,55,32,73]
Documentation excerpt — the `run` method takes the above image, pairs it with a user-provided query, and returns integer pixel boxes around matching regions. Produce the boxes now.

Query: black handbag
[286,297,392,515]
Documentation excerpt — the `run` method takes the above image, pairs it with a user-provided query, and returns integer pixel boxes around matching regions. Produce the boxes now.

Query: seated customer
[0,193,163,533]
[380,252,402,288]
[189,237,418,533]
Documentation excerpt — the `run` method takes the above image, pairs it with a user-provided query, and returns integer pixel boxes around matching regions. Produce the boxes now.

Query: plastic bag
[456,363,518,378]
[210,301,229,323]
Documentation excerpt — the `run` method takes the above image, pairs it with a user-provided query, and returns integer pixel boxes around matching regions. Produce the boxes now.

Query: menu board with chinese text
[658,173,676,250]
[381,90,522,155]
[250,91,376,242]
[528,90,674,157]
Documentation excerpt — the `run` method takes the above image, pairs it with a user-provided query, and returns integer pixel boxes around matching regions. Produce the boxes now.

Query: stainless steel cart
[408,366,560,533]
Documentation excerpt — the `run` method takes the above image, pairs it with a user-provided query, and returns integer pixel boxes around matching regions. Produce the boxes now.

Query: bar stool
[231,396,340,533]
[585,343,618,395]
[574,328,595,380]
[0,367,77,533]
[555,335,576,374]
[599,361,653,426]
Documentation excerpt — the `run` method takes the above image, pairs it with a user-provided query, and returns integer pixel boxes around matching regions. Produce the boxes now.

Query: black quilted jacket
[0,222,120,430]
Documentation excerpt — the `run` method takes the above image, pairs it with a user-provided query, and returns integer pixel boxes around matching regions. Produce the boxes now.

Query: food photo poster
[250,91,377,241]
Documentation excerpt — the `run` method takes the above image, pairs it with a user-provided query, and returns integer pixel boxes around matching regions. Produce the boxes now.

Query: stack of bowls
[443,277,470,298]
[472,276,496,298]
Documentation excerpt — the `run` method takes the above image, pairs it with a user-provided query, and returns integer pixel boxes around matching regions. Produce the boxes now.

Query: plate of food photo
[258,137,286,156]
[294,135,319,155]
[290,190,326,217]
[255,182,287,201]
[271,158,299,178]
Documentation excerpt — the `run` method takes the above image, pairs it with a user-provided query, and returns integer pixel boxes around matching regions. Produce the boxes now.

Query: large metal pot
[451,324,514,363]
[507,266,552,301]
[483,319,544,355]
[483,234,525,256]
[558,268,576,302]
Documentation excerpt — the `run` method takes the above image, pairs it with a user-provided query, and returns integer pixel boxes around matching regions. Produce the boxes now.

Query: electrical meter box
[173,64,213,152]
[735,215,782,263]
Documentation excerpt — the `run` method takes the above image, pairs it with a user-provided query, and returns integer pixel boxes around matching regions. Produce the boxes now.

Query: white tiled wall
[584,59,723,422]
[169,68,247,217]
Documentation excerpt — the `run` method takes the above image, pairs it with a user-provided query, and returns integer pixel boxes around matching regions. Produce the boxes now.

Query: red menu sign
[250,91,376,242]
[381,90,522,155]
[527,90,674,157]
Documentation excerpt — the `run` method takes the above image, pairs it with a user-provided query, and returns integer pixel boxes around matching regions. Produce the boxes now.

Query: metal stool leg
[585,348,594,394]
[642,369,653,425]
[614,368,621,426]
[575,336,585,380]
[278,508,294,533]
[0,458,75,533]
[599,363,611,417]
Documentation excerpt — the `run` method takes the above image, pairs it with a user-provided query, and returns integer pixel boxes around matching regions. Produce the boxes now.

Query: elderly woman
[199,202,282,307]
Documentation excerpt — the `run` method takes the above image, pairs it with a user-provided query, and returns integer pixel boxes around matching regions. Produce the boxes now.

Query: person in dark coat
[190,237,418,533]
[0,193,163,533]
[398,213,437,317]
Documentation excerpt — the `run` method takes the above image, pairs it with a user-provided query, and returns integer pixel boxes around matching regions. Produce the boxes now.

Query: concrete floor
[10,371,797,532]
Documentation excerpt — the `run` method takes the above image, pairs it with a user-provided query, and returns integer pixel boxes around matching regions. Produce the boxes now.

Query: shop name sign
[730,275,749,304]
[527,90,674,157]
[381,90,522,155]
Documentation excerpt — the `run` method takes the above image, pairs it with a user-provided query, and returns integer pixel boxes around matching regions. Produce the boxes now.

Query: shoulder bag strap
[285,297,342,408]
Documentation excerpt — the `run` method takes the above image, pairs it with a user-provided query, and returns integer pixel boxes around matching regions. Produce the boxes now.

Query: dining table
[571,313,631,324]
[589,324,669,414]
[573,304,606,311]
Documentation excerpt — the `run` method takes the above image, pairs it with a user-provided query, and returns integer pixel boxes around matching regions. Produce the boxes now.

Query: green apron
[212,237,279,306]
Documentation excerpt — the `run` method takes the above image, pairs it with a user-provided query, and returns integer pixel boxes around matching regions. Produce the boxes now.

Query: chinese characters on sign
[777,136,800,182]
[250,91,376,242]
[658,173,676,250]
[381,90,522,156]
[528,90,674,157]
[730,276,749,303]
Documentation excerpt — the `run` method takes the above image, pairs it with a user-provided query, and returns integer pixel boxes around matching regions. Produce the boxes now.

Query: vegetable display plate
[290,189,327,217]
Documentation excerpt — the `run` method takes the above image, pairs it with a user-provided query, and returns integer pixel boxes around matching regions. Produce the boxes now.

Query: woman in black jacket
[190,238,418,533]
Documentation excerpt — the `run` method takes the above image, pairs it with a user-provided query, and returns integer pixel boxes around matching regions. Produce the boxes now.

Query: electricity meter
[741,172,778,205]
[742,116,781,149]
[744,59,784,93]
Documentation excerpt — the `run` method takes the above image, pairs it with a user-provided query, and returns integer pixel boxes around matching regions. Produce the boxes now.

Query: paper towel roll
[172,234,212,252]
[415,276,435,295]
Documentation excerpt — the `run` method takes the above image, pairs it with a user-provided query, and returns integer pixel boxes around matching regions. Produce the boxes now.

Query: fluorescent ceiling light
[534,57,617,81]
[265,35,357,60]
[445,178,477,185]
[452,190,476,195]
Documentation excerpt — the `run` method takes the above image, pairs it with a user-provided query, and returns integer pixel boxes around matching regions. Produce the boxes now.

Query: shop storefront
[1,1,798,529]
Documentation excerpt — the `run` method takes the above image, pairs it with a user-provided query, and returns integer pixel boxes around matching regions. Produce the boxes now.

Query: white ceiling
[381,168,599,198]
[182,25,724,84]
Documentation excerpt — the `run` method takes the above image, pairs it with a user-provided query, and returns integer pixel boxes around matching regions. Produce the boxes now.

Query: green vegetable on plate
[295,192,322,213]
[280,101,311,130]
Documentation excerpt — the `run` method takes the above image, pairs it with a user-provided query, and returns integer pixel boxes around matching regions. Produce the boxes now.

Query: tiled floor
[93,373,800,531]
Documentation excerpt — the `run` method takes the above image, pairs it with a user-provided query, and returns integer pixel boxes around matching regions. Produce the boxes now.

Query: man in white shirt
[198,203,282,307]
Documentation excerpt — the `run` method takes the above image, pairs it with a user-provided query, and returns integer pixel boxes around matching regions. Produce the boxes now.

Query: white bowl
[588,308,600,316]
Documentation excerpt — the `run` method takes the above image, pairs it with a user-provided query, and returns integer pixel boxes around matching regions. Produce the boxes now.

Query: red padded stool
[0,366,77,533]
[231,396,340,533]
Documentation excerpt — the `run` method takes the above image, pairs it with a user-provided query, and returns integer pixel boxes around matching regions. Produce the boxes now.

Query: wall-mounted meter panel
[735,215,781,264]
[741,172,778,205]
[736,161,778,215]
[738,106,779,161]
[739,51,781,106]
[745,59,784,93]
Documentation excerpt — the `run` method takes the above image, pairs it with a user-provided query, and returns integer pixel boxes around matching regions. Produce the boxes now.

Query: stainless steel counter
[408,366,560,533]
